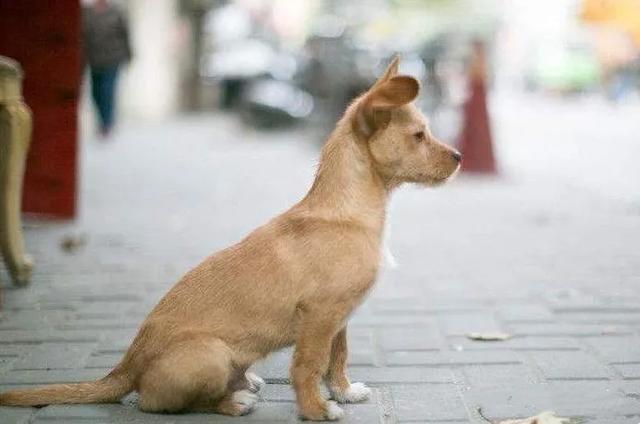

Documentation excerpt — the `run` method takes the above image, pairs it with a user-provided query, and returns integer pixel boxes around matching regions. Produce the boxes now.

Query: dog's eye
[413,131,425,142]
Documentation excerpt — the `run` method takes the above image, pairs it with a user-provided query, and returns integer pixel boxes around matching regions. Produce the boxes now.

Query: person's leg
[90,68,109,132]
[100,66,120,133]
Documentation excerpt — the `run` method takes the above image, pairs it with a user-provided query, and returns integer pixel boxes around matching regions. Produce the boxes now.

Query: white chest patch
[381,213,398,269]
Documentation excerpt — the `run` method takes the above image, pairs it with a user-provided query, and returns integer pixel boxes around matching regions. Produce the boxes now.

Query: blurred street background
[84,0,640,202]
[1,0,640,423]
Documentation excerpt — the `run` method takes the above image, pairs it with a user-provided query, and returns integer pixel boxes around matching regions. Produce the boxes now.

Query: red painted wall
[0,1,81,219]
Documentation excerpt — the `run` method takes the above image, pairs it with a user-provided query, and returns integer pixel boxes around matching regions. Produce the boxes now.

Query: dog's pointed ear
[368,75,419,109]
[354,74,420,137]
[376,55,400,85]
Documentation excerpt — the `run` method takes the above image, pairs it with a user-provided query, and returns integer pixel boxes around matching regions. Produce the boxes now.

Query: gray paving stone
[0,406,37,424]
[530,351,612,380]
[0,310,68,331]
[11,343,95,370]
[618,381,640,398]
[33,420,123,424]
[54,321,140,331]
[368,297,429,313]
[0,356,18,373]
[448,336,581,351]
[253,349,292,382]
[547,380,640,416]
[0,368,106,385]
[346,328,374,347]
[95,331,138,353]
[422,299,485,313]
[73,303,142,318]
[0,384,38,392]
[253,348,379,382]
[349,366,454,384]
[386,350,522,366]
[262,384,297,402]
[84,352,124,369]
[78,294,142,303]
[461,384,554,420]
[509,323,634,337]
[261,383,378,405]
[463,364,540,387]
[584,336,640,363]
[497,305,555,322]
[0,329,100,344]
[580,419,640,424]
[34,401,295,423]
[415,422,470,424]
[240,402,296,422]
[378,326,443,351]
[391,384,467,421]
[36,404,129,420]
[346,350,377,366]
[339,403,383,423]
[551,305,640,313]
[614,364,640,379]
[0,344,32,357]
[349,313,436,327]
[557,312,640,323]
[439,312,504,336]
[369,297,484,314]
[543,290,604,310]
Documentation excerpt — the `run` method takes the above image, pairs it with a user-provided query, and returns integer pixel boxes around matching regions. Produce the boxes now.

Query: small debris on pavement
[466,332,511,341]
[476,408,580,424]
[60,233,88,253]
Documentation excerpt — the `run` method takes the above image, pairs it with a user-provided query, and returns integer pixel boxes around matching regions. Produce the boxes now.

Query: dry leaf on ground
[466,332,511,341]
[498,411,578,423]
[477,408,580,424]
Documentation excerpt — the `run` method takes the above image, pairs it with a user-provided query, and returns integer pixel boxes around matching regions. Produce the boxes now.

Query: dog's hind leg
[228,367,265,394]
[192,366,260,415]
[199,388,258,416]
[137,336,240,414]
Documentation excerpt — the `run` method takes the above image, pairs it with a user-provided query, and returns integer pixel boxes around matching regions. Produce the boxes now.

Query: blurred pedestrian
[82,0,132,138]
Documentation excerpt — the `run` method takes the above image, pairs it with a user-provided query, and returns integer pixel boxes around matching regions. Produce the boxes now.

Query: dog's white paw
[331,382,371,404]
[232,389,259,415]
[325,400,344,421]
[246,372,265,393]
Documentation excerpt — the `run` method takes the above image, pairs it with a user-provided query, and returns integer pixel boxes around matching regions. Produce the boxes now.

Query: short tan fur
[0,57,461,421]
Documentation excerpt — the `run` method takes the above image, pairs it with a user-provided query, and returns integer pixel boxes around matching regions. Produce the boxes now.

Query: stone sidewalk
[1,111,639,423]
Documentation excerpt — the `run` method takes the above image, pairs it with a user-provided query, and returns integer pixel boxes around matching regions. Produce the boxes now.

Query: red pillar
[0,1,81,218]
[458,40,496,174]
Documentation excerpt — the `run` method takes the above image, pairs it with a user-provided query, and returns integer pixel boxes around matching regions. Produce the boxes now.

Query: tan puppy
[0,57,461,421]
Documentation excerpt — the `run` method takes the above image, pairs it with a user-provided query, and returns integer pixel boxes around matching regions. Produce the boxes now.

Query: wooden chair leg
[0,56,33,286]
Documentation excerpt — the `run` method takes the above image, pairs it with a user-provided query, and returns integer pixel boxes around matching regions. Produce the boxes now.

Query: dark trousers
[90,65,119,131]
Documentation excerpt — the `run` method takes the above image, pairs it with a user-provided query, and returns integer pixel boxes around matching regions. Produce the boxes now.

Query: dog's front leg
[325,327,371,404]
[291,316,345,421]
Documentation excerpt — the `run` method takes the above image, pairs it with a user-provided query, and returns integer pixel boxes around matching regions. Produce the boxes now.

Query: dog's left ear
[367,76,419,109]
[375,55,400,85]
[355,73,420,137]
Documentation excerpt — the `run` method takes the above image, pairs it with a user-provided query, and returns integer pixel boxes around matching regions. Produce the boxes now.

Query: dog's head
[353,57,461,187]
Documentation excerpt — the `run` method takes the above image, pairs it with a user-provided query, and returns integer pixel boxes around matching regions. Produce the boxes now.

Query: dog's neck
[301,118,388,232]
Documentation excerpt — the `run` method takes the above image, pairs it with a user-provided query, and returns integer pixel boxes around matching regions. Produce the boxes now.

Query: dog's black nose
[452,151,462,162]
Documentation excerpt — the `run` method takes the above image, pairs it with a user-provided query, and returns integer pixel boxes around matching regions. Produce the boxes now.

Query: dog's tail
[0,366,132,407]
